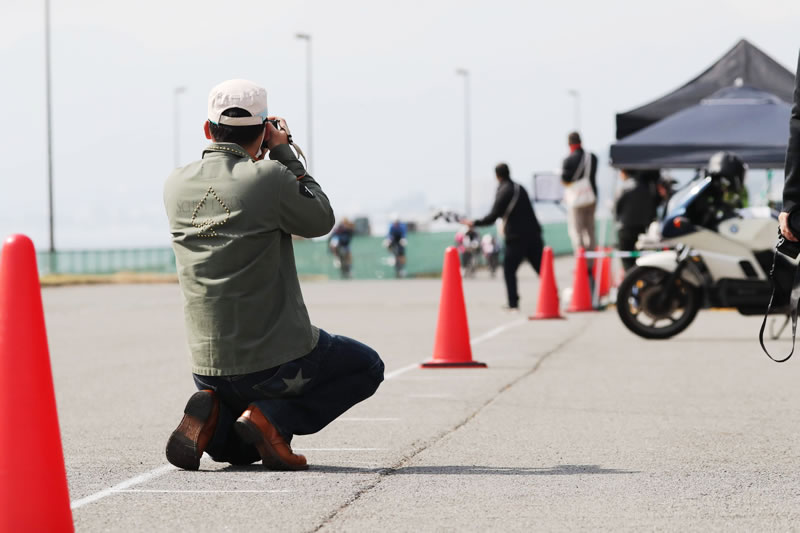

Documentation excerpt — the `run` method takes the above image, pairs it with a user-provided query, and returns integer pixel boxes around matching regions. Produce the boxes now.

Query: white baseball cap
[207,79,268,126]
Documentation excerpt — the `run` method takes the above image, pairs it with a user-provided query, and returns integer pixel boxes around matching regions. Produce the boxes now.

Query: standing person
[464,163,544,311]
[655,175,676,219]
[561,132,598,254]
[615,169,657,271]
[780,51,800,242]
[163,79,384,472]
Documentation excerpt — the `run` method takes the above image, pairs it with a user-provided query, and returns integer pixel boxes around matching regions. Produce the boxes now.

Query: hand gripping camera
[262,119,307,167]
[778,211,800,259]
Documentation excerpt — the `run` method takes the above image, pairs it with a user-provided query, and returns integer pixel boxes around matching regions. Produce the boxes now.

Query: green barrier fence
[31,221,617,279]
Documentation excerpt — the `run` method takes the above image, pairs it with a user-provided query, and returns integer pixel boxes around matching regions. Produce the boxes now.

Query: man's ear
[204,120,213,140]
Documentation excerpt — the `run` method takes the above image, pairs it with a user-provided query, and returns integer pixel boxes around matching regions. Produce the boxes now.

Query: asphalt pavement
[41,258,800,531]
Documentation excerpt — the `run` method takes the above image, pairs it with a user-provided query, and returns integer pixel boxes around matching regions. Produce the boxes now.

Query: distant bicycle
[329,237,352,279]
[385,215,408,278]
[456,229,481,278]
[328,218,355,279]
[384,240,406,278]
[481,234,501,278]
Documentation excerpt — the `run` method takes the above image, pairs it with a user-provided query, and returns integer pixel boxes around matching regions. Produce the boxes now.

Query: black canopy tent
[610,85,791,169]
[615,39,794,140]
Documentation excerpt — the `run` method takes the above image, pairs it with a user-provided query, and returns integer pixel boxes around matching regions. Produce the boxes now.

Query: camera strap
[272,121,308,169]
[498,183,521,238]
[759,236,800,362]
[289,139,308,168]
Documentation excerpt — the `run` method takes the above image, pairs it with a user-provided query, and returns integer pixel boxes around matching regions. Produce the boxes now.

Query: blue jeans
[193,329,384,465]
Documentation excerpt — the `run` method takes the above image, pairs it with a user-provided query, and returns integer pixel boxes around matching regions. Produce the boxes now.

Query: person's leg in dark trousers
[249,331,384,439]
[617,225,646,271]
[524,236,543,275]
[194,330,384,465]
[503,240,526,308]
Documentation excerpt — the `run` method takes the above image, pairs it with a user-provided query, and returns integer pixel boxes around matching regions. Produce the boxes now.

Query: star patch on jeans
[282,369,312,395]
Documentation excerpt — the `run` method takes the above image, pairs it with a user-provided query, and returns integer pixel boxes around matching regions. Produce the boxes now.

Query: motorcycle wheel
[616,266,701,339]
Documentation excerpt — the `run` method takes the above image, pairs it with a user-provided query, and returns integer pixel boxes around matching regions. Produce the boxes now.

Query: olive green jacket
[164,143,334,376]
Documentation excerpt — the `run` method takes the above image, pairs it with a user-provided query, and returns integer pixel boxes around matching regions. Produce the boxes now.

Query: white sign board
[532,172,564,203]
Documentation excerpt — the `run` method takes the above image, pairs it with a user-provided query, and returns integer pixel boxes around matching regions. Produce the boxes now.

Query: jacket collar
[202,142,254,161]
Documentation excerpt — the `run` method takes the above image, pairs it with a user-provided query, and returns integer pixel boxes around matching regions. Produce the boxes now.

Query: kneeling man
[163,79,384,471]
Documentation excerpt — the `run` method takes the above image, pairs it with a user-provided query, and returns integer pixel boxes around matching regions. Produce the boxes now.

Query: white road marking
[383,363,419,380]
[293,448,387,451]
[469,317,527,346]
[114,489,292,494]
[69,318,525,510]
[337,417,400,421]
[383,317,527,380]
[70,464,176,510]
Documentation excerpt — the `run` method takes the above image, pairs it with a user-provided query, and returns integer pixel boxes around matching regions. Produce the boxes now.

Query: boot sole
[165,391,215,471]
[234,419,308,471]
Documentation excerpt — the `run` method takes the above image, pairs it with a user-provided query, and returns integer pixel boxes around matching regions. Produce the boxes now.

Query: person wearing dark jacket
[465,163,544,310]
[561,131,598,254]
[780,52,800,242]
[615,169,657,271]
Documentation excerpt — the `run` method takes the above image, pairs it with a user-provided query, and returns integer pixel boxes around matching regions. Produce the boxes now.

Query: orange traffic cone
[421,247,486,368]
[567,248,594,312]
[530,246,564,320]
[0,235,73,532]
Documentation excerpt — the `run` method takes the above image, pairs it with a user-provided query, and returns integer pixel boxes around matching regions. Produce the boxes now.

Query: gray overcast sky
[2,0,799,249]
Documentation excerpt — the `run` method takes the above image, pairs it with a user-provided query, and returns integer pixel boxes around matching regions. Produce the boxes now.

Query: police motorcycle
[616,152,788,339]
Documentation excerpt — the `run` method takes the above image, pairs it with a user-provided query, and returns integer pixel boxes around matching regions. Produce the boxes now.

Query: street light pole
[44,0,55,257]
[296,33,312,174]
[567,89,581,132]
[173,86,186,168]
[456,68,471,217]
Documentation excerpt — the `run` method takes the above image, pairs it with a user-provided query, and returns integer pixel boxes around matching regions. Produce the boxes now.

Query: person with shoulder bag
[463,163,544,311]
[561,131,598,255]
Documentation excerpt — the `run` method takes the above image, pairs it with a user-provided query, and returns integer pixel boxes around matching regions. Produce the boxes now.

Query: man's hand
[780,212,798,242]
[266,116,291,150]
[461,219,475,228]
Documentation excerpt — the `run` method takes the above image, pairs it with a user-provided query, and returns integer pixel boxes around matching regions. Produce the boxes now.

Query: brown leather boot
[234,405,308,471]
[165,390,219,471]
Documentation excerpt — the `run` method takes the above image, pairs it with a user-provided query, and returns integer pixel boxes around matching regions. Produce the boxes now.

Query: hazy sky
[2,0,799,249]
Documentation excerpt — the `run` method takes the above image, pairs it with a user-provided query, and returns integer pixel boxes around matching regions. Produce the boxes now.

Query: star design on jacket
[191,186,230,238]
[282,369,311,395]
